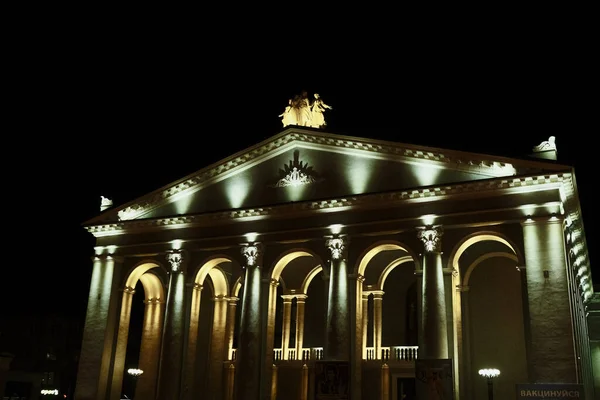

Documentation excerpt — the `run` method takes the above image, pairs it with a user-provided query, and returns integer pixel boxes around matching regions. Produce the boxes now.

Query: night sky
[4,36,597,330]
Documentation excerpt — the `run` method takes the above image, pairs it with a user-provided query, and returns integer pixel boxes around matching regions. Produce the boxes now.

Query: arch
[232,277,242,298]
[139,273,164,301]
[463,252,518,286]
[125,260,164,290]
[355,241,419,277]
[194,256,233,297]
[448,231,524,277]
[270,249,322,281]
[446,230,524,398]
[301,265,323,294]
[378,256,414,291]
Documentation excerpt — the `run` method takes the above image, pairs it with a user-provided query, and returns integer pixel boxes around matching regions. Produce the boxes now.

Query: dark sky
[5,32,597,325]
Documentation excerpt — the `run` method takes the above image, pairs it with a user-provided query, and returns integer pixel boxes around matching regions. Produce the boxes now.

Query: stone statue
[532,136,557,152]
[309,93,332,128]
[279,91,332,128]
[100,196,113,211]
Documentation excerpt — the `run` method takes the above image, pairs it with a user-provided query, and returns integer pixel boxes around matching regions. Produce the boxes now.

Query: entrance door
[397,378,416,400]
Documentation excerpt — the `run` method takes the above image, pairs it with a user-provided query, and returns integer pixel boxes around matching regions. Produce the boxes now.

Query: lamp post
[478,368,500,400]
[127,368,144,399]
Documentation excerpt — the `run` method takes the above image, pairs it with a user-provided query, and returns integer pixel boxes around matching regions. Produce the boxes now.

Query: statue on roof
[532,136,557,152]
[100,196,113,211]
[279,91,332,129]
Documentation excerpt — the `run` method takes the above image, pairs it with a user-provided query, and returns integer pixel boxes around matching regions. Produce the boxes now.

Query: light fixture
[127,368,144,378]
[478,368,500,400]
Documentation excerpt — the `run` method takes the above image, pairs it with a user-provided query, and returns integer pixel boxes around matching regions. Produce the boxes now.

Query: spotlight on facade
[127,368,144,378]
[329,224,343,235]
[478,368,500,400]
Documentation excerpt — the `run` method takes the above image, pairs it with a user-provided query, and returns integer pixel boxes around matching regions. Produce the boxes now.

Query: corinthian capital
[166,250,184,273]
[326,236,347,260]
[241,244,261,267]
[417,226,443,253]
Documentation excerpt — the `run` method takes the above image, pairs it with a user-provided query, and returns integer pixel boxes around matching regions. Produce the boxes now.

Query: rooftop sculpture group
[279,91,332,129]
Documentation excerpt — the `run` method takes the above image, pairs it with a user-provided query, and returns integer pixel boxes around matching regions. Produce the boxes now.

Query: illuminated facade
[75,127,596,400]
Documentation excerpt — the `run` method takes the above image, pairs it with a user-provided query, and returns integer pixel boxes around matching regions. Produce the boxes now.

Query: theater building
[74,126,596,399]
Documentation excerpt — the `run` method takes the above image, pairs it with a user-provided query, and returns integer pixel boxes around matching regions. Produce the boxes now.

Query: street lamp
[126,368,144,399]
[478,368,500,400]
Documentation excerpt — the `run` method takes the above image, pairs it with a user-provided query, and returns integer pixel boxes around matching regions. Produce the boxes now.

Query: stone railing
[365,346,418,361]
[273,347,324,362]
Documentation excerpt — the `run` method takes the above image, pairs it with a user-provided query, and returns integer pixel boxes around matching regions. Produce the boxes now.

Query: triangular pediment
[85,127,570,225]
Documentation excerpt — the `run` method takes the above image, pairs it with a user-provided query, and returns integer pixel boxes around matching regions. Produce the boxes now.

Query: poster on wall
[314,361,350,400]
[415,358,454,400]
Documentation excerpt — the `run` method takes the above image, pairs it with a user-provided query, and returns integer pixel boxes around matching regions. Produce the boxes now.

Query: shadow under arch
[354,240,420,277]
[446,231,525,400]
[187,255,234,398]
[112,261,166,400]
[463,252,518,287]
[378,256,414,291]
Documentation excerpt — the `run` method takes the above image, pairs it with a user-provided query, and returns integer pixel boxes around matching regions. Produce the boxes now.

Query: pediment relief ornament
[272,150,323,188]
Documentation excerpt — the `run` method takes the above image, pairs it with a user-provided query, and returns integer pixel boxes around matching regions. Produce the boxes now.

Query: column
[157,250,187,400]
[235,243,263,400]
[372,290,384,360]
[458,286,472,400]
[281,295,294,360]
[417,226,448,359]
[362,292,369,359]
[225,297,239,360]
[136,298,164,400]
[324,235,350,360]
[207,295,229,398]
[75,254,123,400]
[522,219,576,382]
[184,284,202,400]
[110,288,135,400]
[295,294,308,359]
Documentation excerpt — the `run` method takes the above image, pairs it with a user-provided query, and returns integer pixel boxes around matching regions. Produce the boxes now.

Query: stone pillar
[350,274,365,400]
[207,295,229,399]
[225,297,239,360]
[381,363,390,400]
[110,288,135,400]
[522,219,576,382]
[372,290,384,360]
[362,293,369,359]
[324,235,350,360]
[417,226,448,359]
[295,294,308,359]
[75,254,123,400]
[458,286,472,400]
[157,250,187,400]
[262,278,278,397]
[235,243,263,400]
[225,364,235,400]
[300,363,309,400]
[281,295,294,360]
[136,299,164,400]
[184,284,202,400]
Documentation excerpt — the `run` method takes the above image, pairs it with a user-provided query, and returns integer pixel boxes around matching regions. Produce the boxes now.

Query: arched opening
[187,257,235,398]
[448,232,526,400]
[355,242,417,361]
[111,262,166,400]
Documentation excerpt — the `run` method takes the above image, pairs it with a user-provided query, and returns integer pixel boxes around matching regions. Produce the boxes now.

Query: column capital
[281,294,296,302]
[417,225,443,253]
[227,296,239,304]
[371,290,385,299]
[295,294,308,303]
[91,254,124,263]
[166,249,185,273]
[241,243,262,268]
[325,235,349,260]
[456,285,470,292]
[213,294,229,302]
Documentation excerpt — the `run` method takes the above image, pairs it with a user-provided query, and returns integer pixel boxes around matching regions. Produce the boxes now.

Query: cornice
[84,172,569,237]
[88,128,567,225]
